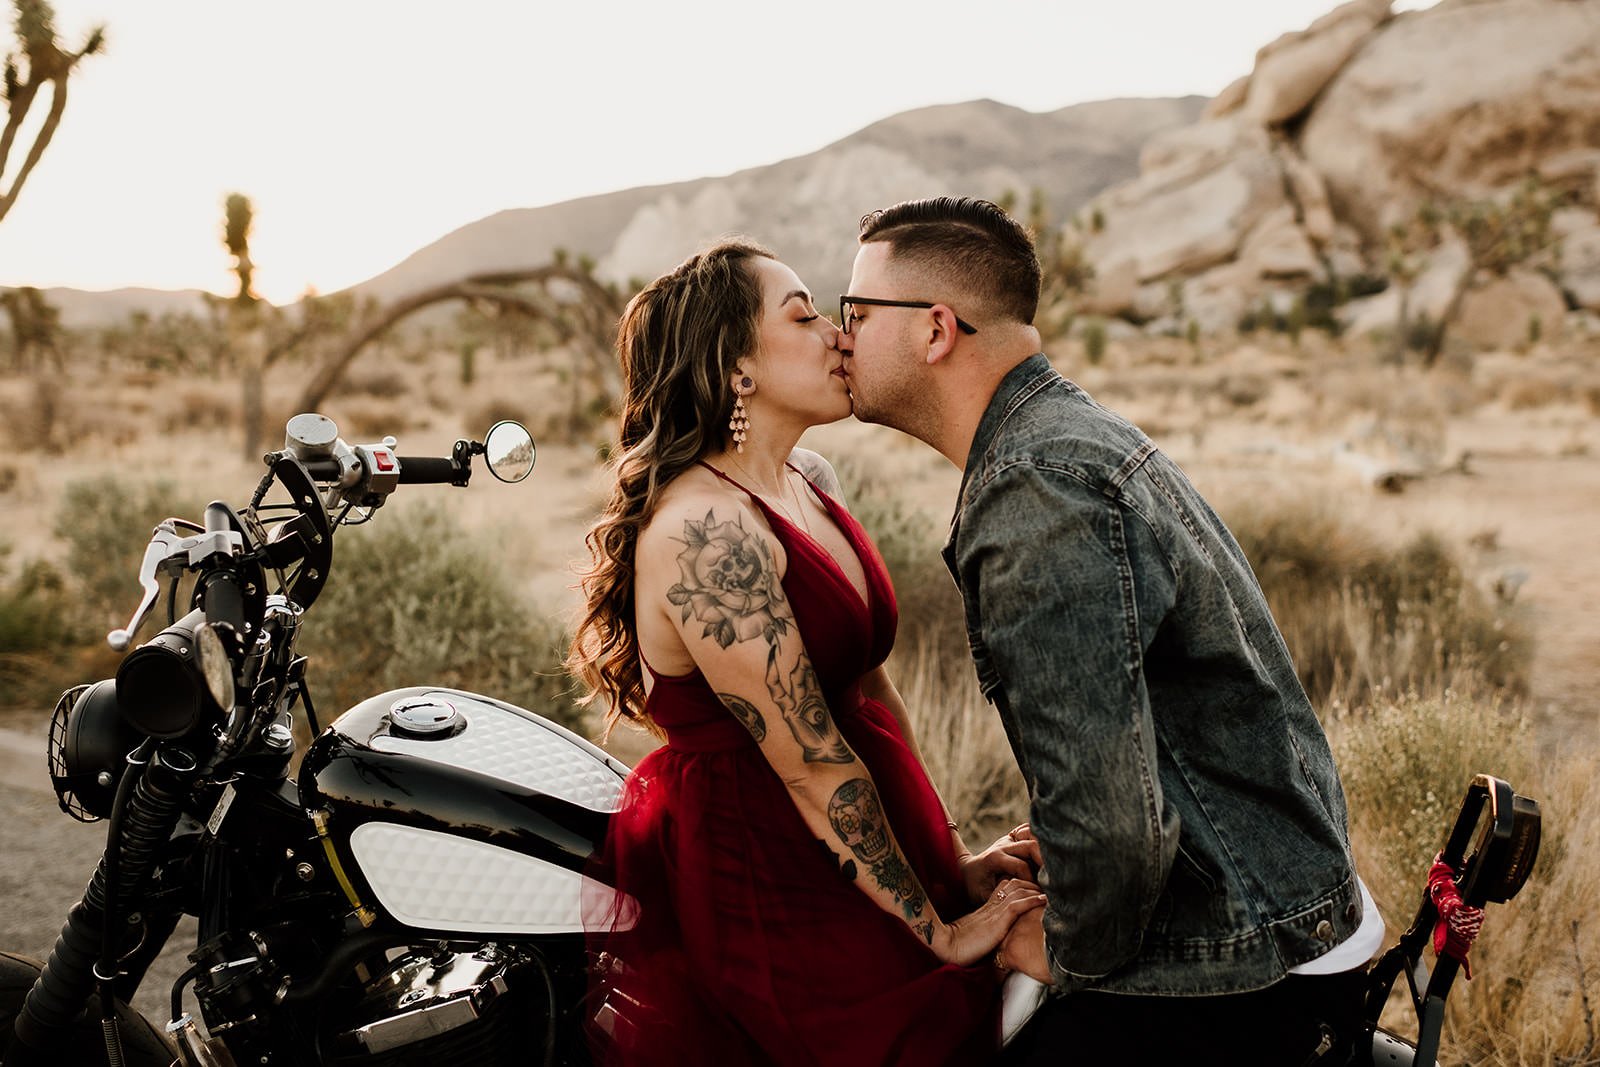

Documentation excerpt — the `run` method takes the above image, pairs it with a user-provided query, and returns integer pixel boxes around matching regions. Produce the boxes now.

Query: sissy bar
[1362,774,1541,1066]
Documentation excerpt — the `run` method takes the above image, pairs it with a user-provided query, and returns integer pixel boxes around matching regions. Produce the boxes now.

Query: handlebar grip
[396,456,461,485]
[202,568,247,642]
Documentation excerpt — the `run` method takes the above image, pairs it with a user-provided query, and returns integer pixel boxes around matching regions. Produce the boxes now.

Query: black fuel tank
[298,688,631,936]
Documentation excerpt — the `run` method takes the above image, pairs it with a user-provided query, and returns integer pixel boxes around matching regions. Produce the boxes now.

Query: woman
[569,238,1044,1065]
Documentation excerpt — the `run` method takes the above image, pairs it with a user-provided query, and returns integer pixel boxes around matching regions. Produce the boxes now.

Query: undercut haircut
[857,197,1042,326]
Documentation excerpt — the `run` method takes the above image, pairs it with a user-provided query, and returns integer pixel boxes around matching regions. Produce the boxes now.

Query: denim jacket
[943,355,1360,996]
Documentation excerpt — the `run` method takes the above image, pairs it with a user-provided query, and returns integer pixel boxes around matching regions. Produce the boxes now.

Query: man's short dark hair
[858,197,1042,326]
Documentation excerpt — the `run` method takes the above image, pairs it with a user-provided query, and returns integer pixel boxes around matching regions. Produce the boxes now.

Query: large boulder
[1341,238,1471,336]
[1454,270,1569,348]
[1087,118,1288,285]
[1552,208,1600,312]
[1301,0,1600,242]
[1237,206,1323,280]
[1243,0,1394,125]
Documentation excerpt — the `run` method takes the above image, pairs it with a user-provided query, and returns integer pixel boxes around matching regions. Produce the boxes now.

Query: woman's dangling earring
[730,376,754,454]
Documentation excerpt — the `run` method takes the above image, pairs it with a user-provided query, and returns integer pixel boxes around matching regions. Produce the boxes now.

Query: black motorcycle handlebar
[396,455,461,485]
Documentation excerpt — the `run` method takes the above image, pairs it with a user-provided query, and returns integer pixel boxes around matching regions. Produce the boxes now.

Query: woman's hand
[930,878,1046,967]
[960,824,1043,904]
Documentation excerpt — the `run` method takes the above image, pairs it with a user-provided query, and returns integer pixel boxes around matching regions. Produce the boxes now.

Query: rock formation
[1078,0,1600,340]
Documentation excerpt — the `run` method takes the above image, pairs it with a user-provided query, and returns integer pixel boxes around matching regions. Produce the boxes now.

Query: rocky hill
[1076,0,1600,343]
[21,95,1203,327]
[353,96,1205,308]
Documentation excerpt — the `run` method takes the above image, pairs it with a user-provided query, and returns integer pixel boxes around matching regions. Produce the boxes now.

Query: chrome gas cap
[389,696,461,737]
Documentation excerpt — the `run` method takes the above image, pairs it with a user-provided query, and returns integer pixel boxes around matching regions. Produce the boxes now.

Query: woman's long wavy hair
[568,238,774,737]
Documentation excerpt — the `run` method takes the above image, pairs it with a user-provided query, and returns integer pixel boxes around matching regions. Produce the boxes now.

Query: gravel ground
[0,726,194,1027]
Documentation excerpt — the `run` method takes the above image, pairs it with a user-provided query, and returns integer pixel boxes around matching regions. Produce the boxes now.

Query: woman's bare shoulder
[787,447,846,503]
[636,468,771,567]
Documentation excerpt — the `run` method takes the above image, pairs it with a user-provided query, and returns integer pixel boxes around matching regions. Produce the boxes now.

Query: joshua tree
[297,263,628,437]
[0,283,62,370]
[997,187,1095,339]
[1409,177,1566,366]
[216,194,355,457]
[1,0,103,225]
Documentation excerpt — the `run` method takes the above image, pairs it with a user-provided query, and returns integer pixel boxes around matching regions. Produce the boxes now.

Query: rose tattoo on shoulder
[666,510,791,649]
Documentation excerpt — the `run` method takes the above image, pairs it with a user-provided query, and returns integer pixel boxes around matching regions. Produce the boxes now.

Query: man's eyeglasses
[838,296,977,337]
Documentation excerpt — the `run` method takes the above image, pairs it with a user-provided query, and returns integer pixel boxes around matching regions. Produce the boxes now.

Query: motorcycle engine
[324,947,546,1067]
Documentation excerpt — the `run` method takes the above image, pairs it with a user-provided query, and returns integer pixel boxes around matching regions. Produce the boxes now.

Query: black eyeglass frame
[839,295,977,336]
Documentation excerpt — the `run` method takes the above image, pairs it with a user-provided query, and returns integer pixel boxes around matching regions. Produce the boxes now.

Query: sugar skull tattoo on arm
[829,778,930,930]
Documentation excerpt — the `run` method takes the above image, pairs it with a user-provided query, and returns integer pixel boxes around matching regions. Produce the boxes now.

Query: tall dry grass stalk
[891,638,1028,847]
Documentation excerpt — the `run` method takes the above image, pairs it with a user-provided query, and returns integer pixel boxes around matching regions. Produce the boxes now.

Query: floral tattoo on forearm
[670,508,851,763]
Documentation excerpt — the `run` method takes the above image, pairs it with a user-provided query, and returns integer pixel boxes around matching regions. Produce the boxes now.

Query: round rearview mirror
[484,421,536,483]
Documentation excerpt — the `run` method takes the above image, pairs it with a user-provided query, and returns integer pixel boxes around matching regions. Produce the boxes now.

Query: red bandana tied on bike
[1427,855,1485,979]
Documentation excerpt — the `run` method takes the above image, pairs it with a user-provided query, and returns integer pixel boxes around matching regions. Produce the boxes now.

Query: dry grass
[328,396,416,439]
[163,382,238,431]
[892,639,1027,846]
[1333,684,1600,1065]
[1222,496,1531,710]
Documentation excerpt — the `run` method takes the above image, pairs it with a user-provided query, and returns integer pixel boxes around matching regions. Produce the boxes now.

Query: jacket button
[1345,902,1359,923]
[1315,920,1336,942]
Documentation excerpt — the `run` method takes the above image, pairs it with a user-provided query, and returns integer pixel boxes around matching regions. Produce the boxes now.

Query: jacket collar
[951,352,1056,523]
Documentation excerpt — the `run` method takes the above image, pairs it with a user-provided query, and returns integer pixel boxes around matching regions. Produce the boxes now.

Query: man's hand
[996,905,1053,984]
[960,824,1043,904]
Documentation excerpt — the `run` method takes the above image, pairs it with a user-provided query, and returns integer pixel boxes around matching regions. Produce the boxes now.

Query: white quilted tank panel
[367,694,624,812]
[352,822,591,934]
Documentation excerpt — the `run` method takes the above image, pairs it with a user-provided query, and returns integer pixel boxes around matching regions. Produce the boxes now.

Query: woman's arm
[638,495,1041,963]
[860,665,1041,902]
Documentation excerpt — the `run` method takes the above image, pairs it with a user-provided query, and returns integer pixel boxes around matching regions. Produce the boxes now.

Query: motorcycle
[0,412,1543,1067]
[2,414,629,1066]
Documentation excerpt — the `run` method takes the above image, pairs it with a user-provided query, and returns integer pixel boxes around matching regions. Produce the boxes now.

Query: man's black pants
[998,969,1370,1066]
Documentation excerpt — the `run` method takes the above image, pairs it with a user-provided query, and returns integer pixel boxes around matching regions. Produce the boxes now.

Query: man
[836,197,1379,1063]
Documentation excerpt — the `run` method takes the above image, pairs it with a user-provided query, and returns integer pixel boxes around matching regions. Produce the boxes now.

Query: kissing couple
[570,197,1377,1065]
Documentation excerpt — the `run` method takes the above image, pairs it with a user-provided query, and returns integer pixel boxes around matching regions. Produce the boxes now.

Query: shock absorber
[7,745,198,1060]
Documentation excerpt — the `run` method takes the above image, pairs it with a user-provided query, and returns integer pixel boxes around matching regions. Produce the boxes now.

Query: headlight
[116,609,221,738]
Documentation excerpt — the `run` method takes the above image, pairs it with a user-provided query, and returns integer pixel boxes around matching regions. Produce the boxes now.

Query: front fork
[5,744,199,1064]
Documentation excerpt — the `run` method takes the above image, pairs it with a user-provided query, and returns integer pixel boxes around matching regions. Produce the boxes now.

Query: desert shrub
[1333,686,1600,1065]
[469,397,534,436]
[1406,312,1443,355]
[1333,686,1535,892]
[164,384,237,432]
[1218,373,1270,408]
[0,376,69,453]
[54,476,200,635]
[1082,318,1107,365]
[296,503,579,731]
[1223,499,1531,710]
[1503,374,1566,411]
[0,547,82,706]
[331,397,413,440]
[341,364,412,400]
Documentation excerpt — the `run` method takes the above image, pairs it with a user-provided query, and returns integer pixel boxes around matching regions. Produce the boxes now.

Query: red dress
[585,463,1000,1066]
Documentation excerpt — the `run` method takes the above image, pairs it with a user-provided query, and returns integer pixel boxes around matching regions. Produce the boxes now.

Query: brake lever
[107,521,244,651]
[108,526,187,651]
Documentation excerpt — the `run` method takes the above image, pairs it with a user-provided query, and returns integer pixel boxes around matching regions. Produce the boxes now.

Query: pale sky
[0,0,1436,304]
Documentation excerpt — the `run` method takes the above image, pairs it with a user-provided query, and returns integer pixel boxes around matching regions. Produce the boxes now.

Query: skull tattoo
[828,778,890,866]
